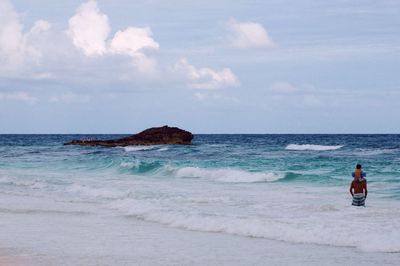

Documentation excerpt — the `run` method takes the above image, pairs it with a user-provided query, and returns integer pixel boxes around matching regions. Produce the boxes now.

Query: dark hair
[356,164,362,169]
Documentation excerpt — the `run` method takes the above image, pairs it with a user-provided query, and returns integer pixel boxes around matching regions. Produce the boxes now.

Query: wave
[108,198,400,253]
[66,184,128,199]
[278,169,337,182]
[123,145,168,152]
[285,144,344,151]
[0,176,49,189]
[173,167,283,183]
[0,207,91,216]
[119,160,163,173]
[346,148,400,156]
[119,162,283,183]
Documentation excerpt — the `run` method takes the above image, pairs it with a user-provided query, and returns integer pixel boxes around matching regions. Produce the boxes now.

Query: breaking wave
[122,145,169,152]
[173,167,283,183]
[123,145,161,152]
[107,198,400,253]
[285,144,344,151]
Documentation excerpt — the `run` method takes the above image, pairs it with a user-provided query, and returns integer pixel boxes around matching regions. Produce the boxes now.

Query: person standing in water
[350,164,368,206]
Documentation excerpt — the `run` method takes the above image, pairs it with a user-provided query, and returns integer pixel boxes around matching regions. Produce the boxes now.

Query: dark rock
[65,126,193,146]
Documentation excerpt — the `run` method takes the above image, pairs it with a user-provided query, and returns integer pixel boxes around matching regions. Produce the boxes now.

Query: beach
[1,193,400,266]
[1,134,400,265]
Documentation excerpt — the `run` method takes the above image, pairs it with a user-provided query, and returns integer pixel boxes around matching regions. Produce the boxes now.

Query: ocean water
[1,134,400,264]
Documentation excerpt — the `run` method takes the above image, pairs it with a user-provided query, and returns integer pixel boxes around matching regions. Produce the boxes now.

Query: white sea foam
[174,167,283,183]
[123,145,159,152]
[66,184,127,199]
[172,195,232,204]
[120,160,141,168]
[286,144,344,151]
[349,148,399,156]
[120,161,135,168]
[0,176,48,189]
[3,168,400,254]
[107,196,400,253]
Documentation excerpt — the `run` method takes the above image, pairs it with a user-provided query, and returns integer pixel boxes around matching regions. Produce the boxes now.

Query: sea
[1,134,400,265]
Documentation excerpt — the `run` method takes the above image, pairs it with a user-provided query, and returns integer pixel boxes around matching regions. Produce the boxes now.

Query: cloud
[67,1,159,74]
[269,81,324,107]
[0,91,37,104]
[67,0,110,56]
[29,20,51,34]
[0,0,23,66]
[109,27,159,56]
[173,58,239,90]
[2,0,241,89]
[0,0,51,70]
[227,19,273,49]
[109,26,159,75]
[270,82,298,93]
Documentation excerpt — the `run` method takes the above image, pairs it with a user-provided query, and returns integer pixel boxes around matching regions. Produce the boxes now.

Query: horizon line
[1,132,399,135]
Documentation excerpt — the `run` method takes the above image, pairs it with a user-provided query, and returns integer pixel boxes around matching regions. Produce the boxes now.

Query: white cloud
[67,0,110,56]
[109,27,159,56]
[67,1,159,74]
[227,19,273,49]
[2,0,244,87]
[109,26,159,75]
[0,91,37,104]
[0,0,51,70]
[174,58,239,90]
[0,0,23,66]
[129,53,158,76]
[270,82,298,93]
[29,20,51,34]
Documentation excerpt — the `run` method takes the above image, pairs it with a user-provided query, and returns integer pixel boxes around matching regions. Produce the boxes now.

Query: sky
[0,0,399,134]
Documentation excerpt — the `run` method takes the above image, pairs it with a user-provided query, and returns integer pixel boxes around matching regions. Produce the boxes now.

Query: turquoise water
[1,134,400,189]
[1,134,400,253]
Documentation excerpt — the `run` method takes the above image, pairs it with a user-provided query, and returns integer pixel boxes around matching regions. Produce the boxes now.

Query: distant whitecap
[285,144,343,151]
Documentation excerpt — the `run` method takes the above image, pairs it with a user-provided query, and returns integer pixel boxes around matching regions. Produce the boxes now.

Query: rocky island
[64,126,193,146]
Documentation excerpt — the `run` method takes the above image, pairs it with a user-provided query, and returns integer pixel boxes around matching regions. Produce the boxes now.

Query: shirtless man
[350,164,367,206]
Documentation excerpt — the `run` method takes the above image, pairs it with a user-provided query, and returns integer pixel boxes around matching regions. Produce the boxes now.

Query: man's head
[356,164,362,169]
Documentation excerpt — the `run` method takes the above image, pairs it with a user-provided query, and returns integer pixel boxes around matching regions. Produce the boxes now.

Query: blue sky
[1,0,399,133]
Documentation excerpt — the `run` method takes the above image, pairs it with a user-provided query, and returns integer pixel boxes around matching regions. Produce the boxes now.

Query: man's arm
[364,180,368,198]
[350,182,354,197]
